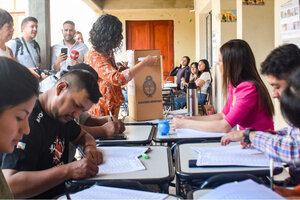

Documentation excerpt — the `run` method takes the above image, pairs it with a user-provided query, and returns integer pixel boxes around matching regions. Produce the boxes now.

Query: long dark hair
[89,14,123,56]
[280,67,300,127]
[220,39,274,117]
[199,59,212,82]
[190,62,200,77]
[0,57,39,114]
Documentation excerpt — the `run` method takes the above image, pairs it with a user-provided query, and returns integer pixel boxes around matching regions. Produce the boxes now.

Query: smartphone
[61,48,68,54]
[100,134,127,140]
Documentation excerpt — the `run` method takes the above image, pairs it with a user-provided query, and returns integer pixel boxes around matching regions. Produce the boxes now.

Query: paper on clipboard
[191,145,283,167]
[97,146,148,174]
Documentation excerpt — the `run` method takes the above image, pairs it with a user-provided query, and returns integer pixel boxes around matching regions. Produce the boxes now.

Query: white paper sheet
[137,56,158,62]
[70,185,168,200]
[198,179,284,199]
[163,82,177,88]
[192,145,283,167]
[97,147,148,174]
[175,128,225,138]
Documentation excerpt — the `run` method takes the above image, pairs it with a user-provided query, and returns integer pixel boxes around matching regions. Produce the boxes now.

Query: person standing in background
[8,17,46,80]
[51,21,88,72]
[0,8,14,58]
[85,14,158,118]
[9,17,40,69]
[74,31,84,43]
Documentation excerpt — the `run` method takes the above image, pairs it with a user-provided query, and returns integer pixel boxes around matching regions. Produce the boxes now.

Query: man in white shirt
[9,17,40,69]
[51,21,88,72]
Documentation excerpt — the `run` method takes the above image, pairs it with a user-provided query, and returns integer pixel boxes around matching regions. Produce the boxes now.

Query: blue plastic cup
[158,120,170,136]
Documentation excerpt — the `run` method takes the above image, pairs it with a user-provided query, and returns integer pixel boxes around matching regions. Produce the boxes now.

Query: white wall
[50,0,98,48]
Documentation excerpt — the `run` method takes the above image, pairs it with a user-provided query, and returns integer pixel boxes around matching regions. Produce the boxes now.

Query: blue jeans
[174,94,186,110]
[198,93,207,105]
[174,93,207,110]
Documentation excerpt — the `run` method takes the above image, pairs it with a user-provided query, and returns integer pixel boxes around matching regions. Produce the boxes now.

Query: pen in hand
[77,147,86,158]
[109,111,114,121]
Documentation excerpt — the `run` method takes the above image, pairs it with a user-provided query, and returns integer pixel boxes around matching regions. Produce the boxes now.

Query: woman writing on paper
[85,14,158,118]
[171,39,274,132]
[221,67,300,198]
[0,57,39,198]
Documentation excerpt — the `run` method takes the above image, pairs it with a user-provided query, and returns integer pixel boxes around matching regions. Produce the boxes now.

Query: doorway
[126,20,174,81]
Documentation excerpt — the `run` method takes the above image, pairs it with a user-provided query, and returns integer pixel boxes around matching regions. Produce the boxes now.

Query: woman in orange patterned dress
[85,14,158,117]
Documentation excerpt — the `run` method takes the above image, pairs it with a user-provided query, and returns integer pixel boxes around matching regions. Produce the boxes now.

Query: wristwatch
[243,128,256,144]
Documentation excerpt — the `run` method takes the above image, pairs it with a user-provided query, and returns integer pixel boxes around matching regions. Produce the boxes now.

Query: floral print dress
[85,48,130,117]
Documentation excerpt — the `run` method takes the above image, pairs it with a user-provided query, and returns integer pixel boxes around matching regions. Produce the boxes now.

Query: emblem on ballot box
[143,76,156,97]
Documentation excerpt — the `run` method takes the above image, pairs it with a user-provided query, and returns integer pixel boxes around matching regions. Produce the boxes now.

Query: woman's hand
[171,116,186,130]
[141,55,159,66]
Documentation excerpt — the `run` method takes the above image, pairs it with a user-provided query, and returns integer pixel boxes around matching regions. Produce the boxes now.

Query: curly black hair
[89,14,123,56]
[261,44,300,80]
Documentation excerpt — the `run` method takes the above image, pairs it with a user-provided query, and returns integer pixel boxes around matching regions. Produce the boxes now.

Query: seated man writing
[39,63,125,139]
[2,69,103,198]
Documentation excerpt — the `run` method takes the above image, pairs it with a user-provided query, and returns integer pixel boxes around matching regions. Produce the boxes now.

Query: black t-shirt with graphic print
[2,100,81,199]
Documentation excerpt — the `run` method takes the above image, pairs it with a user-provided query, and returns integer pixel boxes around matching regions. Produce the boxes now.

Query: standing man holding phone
[51,21,88,72]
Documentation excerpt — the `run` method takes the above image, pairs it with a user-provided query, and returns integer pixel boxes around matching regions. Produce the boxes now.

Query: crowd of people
[0,8,157,198]
[1,7,300,199]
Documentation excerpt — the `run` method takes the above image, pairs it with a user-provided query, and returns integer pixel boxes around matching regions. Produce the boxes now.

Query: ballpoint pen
[270,158,274,190]
[109,111,114,121]
[77,147,86,158]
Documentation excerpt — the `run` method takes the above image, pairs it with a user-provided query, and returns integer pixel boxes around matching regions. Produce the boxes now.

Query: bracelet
[82,143,96,152]
[243,128,256,144]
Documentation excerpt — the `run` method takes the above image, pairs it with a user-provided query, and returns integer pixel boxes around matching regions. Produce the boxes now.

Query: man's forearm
[75,131,97,148]
[84,116,109,126]
[80,125,107,139]
[53,62,60,72]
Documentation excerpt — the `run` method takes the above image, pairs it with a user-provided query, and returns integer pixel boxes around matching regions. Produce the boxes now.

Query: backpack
[13,37,41,64]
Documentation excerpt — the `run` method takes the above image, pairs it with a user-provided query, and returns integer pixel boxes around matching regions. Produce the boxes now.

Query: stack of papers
[176,128,225,138]
[70,185,168,199]
[97,147,148,174]
[199,179,284,199]
[192,145,283,167]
